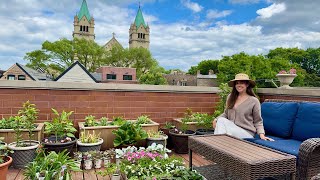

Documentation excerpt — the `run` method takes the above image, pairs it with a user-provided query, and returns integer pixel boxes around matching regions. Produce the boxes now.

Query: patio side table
[189,134,296,180]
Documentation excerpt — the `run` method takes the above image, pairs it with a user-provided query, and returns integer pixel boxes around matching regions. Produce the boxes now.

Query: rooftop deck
[7,152,212,180]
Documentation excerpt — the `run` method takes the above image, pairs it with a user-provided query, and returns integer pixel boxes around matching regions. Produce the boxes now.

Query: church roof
[78,0,91,21]
[134,7,147,28]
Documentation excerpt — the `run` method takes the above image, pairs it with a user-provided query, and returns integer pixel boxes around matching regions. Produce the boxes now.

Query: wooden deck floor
[7,152,212,180]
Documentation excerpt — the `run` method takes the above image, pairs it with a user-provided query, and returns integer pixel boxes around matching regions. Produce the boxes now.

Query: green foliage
[99,117,108,126]
[112,122,148,147]
[96,163,118,176]
[24,150,81,180]
[0,116,16,129]
[18,101,38,143]
[13,116,24,147]
[44,109,77,142]
[84,115,98,127]
[163,122,175,129]
[24,38,107,78]
[109,116,126,126]
[136,115,151,125]
[79,130,101,143]
[0,137,13,164]
[187,59,219,75]
[215,83,231,115]
[217,52,306,87]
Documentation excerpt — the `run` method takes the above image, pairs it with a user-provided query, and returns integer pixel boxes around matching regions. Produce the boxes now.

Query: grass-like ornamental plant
[44,109,77,143]
[79,130,101,143]
[24,149,81,179]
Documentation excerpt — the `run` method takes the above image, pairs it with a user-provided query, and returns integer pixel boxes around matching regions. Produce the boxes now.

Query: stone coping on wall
[0,80,219,93]
[258,88,320,97]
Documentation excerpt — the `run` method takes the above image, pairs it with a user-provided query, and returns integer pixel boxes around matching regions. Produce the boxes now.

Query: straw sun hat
[228,73,256,87]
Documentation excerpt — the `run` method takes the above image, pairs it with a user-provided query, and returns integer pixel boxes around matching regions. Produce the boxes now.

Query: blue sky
[1,0,320,71]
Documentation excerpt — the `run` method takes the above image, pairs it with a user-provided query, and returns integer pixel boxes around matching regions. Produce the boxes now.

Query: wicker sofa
[246,99,320,180]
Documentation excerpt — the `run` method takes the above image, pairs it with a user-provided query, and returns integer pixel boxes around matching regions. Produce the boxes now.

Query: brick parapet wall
[0,81,219,127]
[258,88,320,102]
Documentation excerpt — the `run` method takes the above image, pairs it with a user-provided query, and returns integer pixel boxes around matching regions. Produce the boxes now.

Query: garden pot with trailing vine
[76,130,103,152]
[8,101,41,168]
[42,109,77,155]
[112,121,148,148]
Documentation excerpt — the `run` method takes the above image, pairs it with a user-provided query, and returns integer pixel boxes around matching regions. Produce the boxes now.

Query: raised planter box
[78,120,159,150]
[0,123,44,144]
[173,118,204,131]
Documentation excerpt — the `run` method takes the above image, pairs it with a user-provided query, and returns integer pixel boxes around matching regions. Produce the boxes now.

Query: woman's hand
[259,133,274,141]
[212,118,217,129]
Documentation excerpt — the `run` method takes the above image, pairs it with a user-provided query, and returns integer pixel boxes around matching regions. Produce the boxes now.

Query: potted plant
[24,149,81,179]
[8,101,41,168]
[195,113,215,135]
[92,151,103,169]
[169,119,196,154]
[96,163,120,180]
[276,68,297,88]
[77,130,104,152]
[173,108,204,131]
[73,151,82,169]
[136,115,152,125]
[0,137,13,179]
[146,130,168,147]
[42,108,77,154]
[102,149,115,167]
[112,121,148,148]
[78,115,159,150]
[82,151,93,170]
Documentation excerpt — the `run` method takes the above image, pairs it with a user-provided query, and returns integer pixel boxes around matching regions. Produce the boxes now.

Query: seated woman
[212,73,273,141]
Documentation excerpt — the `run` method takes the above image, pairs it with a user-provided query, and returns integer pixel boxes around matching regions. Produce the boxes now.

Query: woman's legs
[214,117,254,139]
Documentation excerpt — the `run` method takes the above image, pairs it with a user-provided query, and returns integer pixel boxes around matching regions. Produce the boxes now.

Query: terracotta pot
[0,156,13,180]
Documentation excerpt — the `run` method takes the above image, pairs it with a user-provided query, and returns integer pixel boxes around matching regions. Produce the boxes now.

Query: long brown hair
[227,81,257,109]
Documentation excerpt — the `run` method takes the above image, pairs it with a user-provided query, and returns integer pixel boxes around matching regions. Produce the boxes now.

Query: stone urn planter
[276,74,297,89]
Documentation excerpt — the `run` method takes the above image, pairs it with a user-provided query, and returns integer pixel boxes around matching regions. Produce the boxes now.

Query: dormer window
[7,75,15,80]
[18,75,26,80]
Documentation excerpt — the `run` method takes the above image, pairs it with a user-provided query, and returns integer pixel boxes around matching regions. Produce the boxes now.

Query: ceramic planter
[8,140,40,169]
[103,157,111,167]
[84,160,93,170]
[94,159,102,169]
[195,128,215,135]
[79,120,159,150]
[0,156,12,180]
[172,118,204,131]
[0,123,44,144]
[276,74,297,88]
[76,138,104,152]
[42,136,76,155]
[169,129,196,154]
[146,134,168,147]
[111,174,121,180]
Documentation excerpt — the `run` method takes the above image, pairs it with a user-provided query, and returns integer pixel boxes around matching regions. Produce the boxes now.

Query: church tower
[73,0,95,40]
[129,6,150,49]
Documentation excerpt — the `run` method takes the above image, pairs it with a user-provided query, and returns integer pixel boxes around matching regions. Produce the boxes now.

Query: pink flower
[278,70,287,74]
[289,68,296,74]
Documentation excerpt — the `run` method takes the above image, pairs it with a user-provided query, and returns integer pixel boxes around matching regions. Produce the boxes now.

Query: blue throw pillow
[261,102,299,138]
[292,102,320,141]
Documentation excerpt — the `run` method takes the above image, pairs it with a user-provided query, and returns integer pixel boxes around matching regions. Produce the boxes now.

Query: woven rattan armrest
[297,138,320,180]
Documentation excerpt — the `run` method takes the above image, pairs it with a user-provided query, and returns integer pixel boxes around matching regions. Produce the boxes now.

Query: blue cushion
[292,102,320,141]
[261,102,299,138]
[250,138,301,157]
[245,135,285,142]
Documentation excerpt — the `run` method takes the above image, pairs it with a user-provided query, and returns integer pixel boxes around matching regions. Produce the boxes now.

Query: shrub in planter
[112,122,148,147]
[8,101,41,168]
[23,149,81,179]
[195,113,215,135]
[43,109,77,154]
[77,130,103,152]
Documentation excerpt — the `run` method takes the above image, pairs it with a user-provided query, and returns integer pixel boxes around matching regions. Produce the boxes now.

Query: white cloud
[256,3,286,19]
[228,0,260,4]
[206,9,233,20]
[181,0,203,13]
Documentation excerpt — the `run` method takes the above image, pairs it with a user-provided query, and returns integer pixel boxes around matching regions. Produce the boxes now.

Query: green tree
[187,60,219,75]
[24,38,107,77]
[217,52,305,87]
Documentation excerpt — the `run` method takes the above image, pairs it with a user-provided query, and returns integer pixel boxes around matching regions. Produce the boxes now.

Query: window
[7,75,15,80]
[107,74,116,80]
[18,75,26,80]
[80,25,83,31]
[123,75,132,80]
